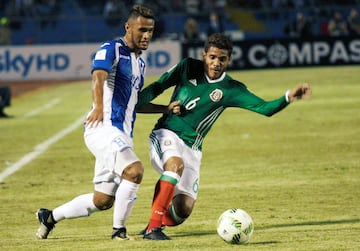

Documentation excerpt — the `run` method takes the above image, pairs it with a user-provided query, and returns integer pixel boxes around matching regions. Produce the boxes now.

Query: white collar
[205,72,226,83]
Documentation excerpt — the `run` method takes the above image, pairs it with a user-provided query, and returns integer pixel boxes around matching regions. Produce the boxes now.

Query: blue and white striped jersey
[91,38,146,138]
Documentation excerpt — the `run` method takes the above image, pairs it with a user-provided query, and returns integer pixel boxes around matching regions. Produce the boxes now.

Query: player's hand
[168,101,181,115]
[86,106,103,128]
[288,83,312,102]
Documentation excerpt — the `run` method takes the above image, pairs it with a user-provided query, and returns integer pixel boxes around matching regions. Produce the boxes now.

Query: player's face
[125,16,155,52]
[203,46,231,80]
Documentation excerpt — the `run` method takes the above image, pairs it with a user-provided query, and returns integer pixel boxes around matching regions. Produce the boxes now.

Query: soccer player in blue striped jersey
[36,5,156,241]
[137,33,312,240]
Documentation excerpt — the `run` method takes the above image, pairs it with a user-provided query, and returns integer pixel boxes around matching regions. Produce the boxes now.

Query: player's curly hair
[128,4,155,20]
[204,33,233,57]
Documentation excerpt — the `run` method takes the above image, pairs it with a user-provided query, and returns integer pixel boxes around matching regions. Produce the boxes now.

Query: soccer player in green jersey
[137,33,312,240]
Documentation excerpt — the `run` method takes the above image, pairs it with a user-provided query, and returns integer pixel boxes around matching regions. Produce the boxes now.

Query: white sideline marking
[22,98,61,118]
[0,115,85,183]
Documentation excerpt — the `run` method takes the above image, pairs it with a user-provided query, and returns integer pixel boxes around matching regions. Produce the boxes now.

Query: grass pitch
[0,66,359,250]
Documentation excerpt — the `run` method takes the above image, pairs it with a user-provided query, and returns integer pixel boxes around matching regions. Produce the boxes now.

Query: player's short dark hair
[204,33,233,57]
[128,5,155,21]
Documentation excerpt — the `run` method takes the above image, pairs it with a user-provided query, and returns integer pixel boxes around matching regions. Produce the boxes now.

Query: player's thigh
[175,146,202,200]
[149,129,184,174]
[84,126,119,156]
[118,153,143,183]
[84,126,119,195]
[84,126,140,190]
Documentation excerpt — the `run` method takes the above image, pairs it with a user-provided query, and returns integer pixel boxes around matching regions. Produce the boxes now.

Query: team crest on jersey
[209,89,223,102]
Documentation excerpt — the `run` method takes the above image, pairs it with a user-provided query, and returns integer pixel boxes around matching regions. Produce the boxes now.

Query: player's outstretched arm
[287,83,312,102]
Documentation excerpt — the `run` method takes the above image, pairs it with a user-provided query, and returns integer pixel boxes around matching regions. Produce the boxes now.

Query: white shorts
[84,125,140,196]
[149,129,202,200]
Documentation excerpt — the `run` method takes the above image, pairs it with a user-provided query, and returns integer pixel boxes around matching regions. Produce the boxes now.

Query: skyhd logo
[0,50,69,77]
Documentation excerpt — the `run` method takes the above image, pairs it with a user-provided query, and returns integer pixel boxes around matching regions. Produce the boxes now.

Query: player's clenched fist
[288,83,312,102]
[168,101,181,115]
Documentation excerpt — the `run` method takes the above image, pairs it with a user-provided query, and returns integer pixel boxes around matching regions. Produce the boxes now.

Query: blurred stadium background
[1,0,360,44]
[0,0,359,85]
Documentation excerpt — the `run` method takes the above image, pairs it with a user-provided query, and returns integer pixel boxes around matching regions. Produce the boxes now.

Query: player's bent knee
[122,161,144,184]
[174,195,195,218]
[176,204,193,218]
[93,192,115,210]
[165,157,184,176]
[94,198,114,210]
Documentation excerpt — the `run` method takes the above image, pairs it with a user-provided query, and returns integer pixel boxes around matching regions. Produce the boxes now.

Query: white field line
[22,98,61,119]
[0,115,85,183]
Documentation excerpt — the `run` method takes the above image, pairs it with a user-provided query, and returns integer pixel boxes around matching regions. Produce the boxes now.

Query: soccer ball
[217,208,254,244]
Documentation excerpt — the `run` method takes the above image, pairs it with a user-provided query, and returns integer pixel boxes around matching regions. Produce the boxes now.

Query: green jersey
[138,58,289,151]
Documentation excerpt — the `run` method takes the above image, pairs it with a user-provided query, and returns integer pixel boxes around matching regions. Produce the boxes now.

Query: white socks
[113,179,139,229]
[51,180,139,229]
[52,193,99,222]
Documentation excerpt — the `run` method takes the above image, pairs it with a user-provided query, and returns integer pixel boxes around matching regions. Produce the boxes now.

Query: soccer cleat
[143,227,171,240]
[35,208,56,239]
[139,224,165,235]
[111,227,131,240]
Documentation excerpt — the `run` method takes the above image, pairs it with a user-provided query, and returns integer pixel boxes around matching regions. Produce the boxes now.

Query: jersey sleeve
[137,58,187,107]
[91,41,116,73]
[227,81,289,117]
